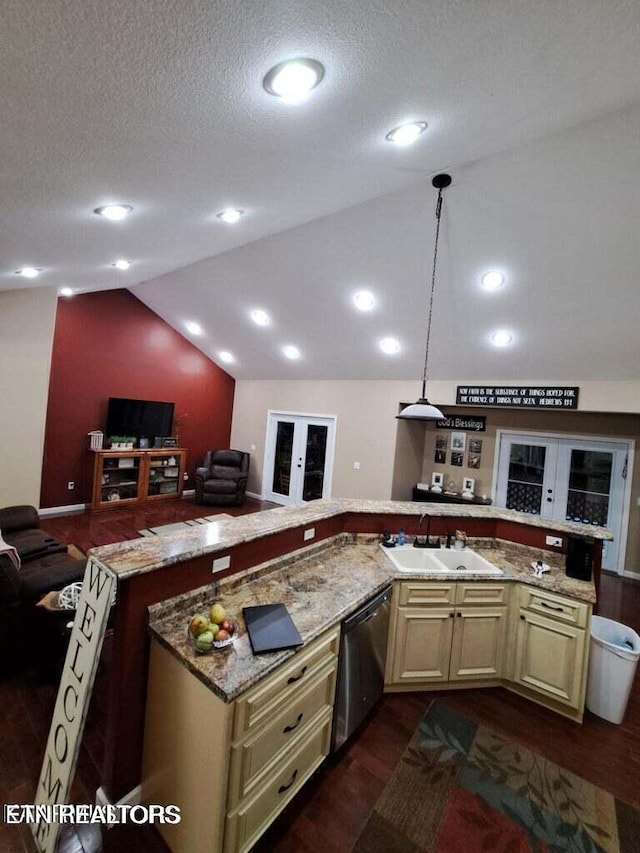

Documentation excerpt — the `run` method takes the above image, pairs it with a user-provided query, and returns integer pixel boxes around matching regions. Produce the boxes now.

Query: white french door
[262,412,336,506]
[495,432,630,573]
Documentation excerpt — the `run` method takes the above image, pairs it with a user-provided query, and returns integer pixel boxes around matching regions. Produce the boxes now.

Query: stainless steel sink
[379,543,503,575]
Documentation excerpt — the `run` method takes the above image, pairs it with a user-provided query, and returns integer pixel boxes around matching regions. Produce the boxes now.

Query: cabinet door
[144,450,186,499]
[512,610,586,708]
[93,451,143,508]
[390,608,453,683]
[449,608,507,681]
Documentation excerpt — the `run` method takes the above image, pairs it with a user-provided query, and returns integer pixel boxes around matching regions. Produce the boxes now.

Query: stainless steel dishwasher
[331,585,392,751]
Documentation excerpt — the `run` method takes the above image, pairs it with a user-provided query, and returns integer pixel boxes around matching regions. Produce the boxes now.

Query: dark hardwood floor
[2,500,639,852]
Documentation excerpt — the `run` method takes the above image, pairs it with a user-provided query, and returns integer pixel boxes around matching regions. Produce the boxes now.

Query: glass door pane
[302,425,328,501]
[272,422,294,496]
[505,443,548,514]
[564,449,612,526]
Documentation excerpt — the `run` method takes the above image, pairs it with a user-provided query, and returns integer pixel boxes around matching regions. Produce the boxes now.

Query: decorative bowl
[187,623,237,654]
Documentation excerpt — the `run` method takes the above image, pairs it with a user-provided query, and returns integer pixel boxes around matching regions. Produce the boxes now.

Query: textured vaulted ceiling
[2,0,640,380]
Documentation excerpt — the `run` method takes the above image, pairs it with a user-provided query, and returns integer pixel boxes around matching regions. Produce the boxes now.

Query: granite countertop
[148,534,595,704]
[89,498,613,579]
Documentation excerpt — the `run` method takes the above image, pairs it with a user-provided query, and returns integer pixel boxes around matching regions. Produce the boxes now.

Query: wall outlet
[353,461,360,470]
[304,527,315,541]
[67,481,75,490]
[545,535,563,548]
[212,555,231,572]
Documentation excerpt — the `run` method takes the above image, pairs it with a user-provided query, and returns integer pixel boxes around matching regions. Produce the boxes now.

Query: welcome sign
[31,558,116,852]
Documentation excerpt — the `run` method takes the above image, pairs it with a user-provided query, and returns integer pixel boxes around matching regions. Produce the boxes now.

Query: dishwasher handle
[343,586,392,632]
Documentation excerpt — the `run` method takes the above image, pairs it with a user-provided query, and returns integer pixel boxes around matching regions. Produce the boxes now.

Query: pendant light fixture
[397,173,451,420]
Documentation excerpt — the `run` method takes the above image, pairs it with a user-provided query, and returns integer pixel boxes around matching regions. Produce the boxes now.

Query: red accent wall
[40,289,235,508]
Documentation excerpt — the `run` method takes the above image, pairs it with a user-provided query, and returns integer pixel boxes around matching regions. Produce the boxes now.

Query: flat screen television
[105,397,175,442]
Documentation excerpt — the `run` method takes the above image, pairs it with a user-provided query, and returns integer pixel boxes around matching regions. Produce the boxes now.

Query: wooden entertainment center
[89,448,187,511]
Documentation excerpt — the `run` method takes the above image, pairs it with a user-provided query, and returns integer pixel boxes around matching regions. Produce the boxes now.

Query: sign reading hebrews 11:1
[31,558,116,853]
[456,386,580,409]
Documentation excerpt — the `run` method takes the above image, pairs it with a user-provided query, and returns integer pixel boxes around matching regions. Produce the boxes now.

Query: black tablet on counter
[242,603,303,654]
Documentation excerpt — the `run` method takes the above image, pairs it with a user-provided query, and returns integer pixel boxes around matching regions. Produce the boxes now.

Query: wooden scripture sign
[436,415,486,432]
[31,558,116,852]
[456,386,579,409]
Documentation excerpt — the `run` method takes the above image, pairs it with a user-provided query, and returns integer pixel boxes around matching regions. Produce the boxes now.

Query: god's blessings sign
[32,558,116,852]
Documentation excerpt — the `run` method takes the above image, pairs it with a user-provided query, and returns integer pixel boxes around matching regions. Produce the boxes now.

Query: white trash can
[586,615,640,724]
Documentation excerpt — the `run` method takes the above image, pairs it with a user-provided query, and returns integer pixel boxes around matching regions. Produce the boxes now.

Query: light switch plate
[545,535,563,548]
[304,527,315,541]
[212,555,231,571]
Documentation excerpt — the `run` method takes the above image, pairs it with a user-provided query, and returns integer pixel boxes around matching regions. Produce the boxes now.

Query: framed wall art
[451,432,466,452]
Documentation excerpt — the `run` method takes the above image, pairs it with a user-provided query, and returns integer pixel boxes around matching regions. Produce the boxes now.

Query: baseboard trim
[622,570,640,581]
[246,490,264,501]
[39,503,87,517]
[182,489,195,498]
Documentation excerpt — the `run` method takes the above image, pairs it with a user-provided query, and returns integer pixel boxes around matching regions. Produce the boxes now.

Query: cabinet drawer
[455,583,508,606]
[518,586,589,628]
[227,661,337,807]
[233,626,340,740]
[224,708,333,853]
[398,582,456,606]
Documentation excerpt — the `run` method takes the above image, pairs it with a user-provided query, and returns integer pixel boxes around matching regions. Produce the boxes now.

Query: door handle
[540,601,564,613]
[287,666,307,684]
[278,769,298,794]
[283,713,304,733]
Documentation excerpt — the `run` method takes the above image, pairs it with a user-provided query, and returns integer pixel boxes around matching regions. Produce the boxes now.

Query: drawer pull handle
[283,713,304,733]
[540,601,564,613]
[278,769,298,794]
[287,666,307,685]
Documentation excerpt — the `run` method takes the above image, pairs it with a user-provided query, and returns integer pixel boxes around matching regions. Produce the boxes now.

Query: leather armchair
[195,449,250,507]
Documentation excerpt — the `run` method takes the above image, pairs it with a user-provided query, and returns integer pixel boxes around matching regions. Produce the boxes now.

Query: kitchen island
[142,532,596,852]
[89,499,610,806]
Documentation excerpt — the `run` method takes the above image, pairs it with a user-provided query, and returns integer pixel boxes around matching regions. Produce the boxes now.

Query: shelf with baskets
[90,449,187,510]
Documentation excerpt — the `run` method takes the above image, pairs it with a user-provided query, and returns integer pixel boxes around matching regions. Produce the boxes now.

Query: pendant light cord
[421,186,445,396]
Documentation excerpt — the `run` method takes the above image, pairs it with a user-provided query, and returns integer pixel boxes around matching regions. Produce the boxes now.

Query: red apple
[220,619,235,634]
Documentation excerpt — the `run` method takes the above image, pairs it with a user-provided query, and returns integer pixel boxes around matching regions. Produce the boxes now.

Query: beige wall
[232,380,639,572]
[0,288,58,507]
[231,380,422,500]
[232,380,640,498]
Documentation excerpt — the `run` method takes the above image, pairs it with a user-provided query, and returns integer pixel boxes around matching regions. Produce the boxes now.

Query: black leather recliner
[195,449,250,507]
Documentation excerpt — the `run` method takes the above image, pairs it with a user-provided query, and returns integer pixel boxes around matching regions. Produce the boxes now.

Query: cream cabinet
[508,585,591,719]
[386,581,508,686]
[142,625,340,853]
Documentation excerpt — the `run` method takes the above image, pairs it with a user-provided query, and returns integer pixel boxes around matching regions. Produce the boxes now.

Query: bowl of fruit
[187,602,237,653]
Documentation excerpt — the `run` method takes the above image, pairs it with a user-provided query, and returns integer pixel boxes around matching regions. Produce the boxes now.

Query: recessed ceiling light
[282,345,301,360]
[112,259,131,270]
[353,290,376,311]
[185,321,203,335]
[490,329,513,347]
[385,122,428,147]
[380,337,401,355]
[94,204,133,221]
[263,58,324,100]
[481,271,505,291]
[219,351,235,364]
[217,209,244,224]
[15,267,42,278]
[251,309,270,326]
[59,287,74,297]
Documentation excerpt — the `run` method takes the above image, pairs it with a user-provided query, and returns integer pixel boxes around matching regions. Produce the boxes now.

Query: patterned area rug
[138,514,232,536]
[354,701,640,852]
